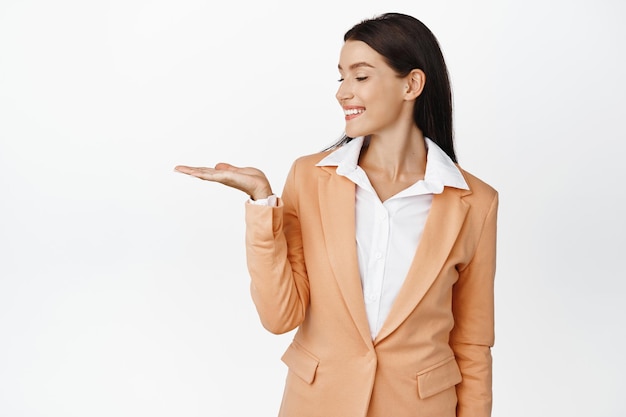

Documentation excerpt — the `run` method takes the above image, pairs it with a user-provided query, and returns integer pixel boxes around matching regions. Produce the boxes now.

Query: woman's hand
[174,163,273,201]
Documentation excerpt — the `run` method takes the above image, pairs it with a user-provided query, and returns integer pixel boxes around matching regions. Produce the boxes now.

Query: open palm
[174,163,273,201]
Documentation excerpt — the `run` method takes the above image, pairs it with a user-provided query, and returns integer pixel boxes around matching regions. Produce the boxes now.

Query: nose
[335,80,353,103]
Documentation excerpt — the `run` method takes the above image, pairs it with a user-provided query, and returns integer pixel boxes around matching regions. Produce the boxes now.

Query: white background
[1,0,625,416]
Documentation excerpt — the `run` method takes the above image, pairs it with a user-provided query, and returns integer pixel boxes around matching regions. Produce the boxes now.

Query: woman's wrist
[248,194,277,207]
[250,187,273,201]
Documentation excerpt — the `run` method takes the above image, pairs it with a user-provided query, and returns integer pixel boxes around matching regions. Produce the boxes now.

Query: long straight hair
[327,13,457,162]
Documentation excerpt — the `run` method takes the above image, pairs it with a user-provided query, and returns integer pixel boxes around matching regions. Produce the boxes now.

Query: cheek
[370,84,403,108]
[370,96,403,121]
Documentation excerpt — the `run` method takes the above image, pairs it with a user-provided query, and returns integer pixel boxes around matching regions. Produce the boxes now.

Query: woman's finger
[173,165,208,175]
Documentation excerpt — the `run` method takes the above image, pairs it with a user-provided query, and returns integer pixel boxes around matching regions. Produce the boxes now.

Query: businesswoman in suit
[175,12,498,417]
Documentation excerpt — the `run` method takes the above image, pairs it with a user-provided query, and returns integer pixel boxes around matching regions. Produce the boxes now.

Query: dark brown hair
[330,13,457,162]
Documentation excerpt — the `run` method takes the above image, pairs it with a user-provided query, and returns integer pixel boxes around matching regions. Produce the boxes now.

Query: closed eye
[337,76,368,82]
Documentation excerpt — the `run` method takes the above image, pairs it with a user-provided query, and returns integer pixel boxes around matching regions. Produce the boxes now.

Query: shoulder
[289,150,334,176]
[293,150,333,167]
[457,166,498,213]
[458,166,497,197]
[280,150,335,195]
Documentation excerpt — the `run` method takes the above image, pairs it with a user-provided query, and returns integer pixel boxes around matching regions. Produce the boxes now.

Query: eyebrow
[337,62,375,71]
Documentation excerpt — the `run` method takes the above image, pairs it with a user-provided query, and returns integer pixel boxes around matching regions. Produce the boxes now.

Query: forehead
[338,40,387,70]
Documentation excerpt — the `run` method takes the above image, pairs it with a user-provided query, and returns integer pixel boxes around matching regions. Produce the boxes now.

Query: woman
[175,12,497,417]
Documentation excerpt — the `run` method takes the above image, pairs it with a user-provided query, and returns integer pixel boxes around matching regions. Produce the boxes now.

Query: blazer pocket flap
[281,341,319,385]
[416,356,462,399]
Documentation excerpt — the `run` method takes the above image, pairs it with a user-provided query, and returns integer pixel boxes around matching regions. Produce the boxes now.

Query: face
[336,40,412,138]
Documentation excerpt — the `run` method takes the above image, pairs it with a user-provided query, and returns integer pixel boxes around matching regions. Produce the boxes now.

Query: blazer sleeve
[245,160,310,334]
[450,191,498,417]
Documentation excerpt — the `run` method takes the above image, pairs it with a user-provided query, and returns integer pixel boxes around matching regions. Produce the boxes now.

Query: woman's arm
[245,161,310,334]
[450,192,498,417]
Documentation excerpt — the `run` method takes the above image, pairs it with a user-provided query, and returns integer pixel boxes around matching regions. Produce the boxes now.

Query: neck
[359,124,427,181]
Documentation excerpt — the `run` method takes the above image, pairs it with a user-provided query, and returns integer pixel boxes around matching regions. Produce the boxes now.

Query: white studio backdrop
[1,0,624,416]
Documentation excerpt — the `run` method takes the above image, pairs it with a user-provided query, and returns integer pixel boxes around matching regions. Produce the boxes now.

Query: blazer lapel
[374,187,471,344]
[318,167,374,350]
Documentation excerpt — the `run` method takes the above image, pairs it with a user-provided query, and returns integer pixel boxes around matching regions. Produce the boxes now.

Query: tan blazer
[245,150,498,417]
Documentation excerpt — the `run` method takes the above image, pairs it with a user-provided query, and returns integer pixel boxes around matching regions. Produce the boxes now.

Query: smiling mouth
[344,108,365,120]
[344,108,364,116]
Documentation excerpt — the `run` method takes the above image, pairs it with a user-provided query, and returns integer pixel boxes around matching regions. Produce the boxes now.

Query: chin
[344,126,367,139]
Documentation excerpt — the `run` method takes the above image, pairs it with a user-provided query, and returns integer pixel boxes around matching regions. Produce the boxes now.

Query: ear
[403,69,426,101]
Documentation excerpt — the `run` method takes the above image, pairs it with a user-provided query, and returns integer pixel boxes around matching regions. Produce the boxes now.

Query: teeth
[344,108,364,116]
